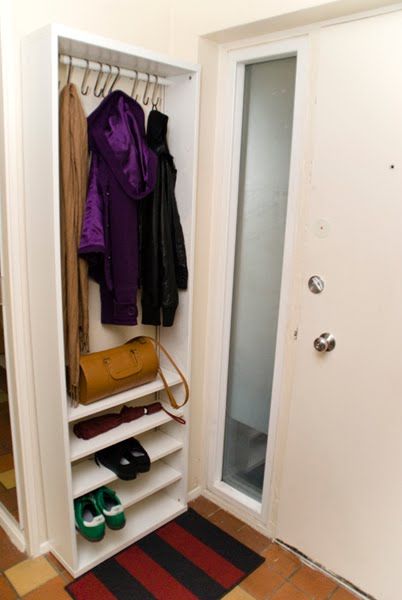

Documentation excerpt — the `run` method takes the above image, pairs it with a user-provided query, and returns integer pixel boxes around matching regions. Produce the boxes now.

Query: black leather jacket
[140,109,188,326]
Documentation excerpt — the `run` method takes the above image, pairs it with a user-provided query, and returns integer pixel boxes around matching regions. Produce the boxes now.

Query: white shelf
[67,369,182,422]
[76,491,186,576]
[111,462,181,509]
[70,409,182,462]
[72,430,183,497]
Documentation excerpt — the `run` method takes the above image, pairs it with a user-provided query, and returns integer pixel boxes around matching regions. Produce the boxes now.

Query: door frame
[0,1,46,554]
[203,35,310,534]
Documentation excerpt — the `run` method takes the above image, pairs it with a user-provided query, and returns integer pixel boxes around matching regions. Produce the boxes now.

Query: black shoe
[95,442,137,480]
[123,438,150,473]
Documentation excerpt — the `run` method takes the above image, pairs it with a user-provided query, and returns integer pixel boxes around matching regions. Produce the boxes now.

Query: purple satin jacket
[79,91,157,325]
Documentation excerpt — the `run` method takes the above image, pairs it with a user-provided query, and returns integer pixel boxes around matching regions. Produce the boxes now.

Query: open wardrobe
[21,25,199,576]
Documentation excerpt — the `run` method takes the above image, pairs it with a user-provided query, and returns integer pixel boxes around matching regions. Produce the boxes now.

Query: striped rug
[67,508,264,599]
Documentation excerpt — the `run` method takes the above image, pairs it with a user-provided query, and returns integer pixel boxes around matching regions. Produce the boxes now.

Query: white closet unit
[21,24,199,577]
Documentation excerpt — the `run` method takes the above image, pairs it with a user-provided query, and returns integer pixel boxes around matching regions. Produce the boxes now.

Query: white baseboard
[187,485,202,502]
[0,504,26,552]
[37,540,51,556]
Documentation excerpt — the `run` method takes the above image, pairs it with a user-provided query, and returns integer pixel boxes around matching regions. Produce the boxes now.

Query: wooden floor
[0,495,360,599]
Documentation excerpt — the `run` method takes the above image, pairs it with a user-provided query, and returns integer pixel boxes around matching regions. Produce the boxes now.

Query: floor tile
[231,525,272,555]
[189,496,220,518]
[263,544,300,578]
[331,587,360,599]
[46,553,64,573]
[271,582,310,599]
[291,565,337,599]
[5,556,57,596]
[240,563,284,599]
[0,527,25,570]
[209,509,245,535]
[0,453,14,473]
[0,573,17,599]
[0,469,16,490]
[23,575,72,599]
[224,586,256,599]
[45,553,74,583]
[60,568,74,584]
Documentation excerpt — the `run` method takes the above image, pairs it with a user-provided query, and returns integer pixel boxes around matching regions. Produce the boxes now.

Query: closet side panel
[161,72,199,500]
[21,28,76,568]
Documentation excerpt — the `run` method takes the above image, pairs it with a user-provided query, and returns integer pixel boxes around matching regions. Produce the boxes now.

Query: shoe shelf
[76,490,186,576]
[74,461,181,517]
[72,430,183,497]
[70,409,183,462]
[67,368,182,423]
[110,463,182,510]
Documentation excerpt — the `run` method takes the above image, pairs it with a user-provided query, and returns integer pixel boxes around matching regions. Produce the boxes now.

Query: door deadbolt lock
[314,332,336,352]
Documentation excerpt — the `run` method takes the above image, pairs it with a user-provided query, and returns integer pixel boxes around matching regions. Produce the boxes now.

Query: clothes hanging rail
[59,54,172,86]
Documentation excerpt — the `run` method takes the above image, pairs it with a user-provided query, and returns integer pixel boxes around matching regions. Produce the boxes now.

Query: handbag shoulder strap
[144,337,189,409]
[155,340,189,410]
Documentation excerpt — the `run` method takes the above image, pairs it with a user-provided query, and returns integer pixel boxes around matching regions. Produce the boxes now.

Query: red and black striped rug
[67,508,264,599]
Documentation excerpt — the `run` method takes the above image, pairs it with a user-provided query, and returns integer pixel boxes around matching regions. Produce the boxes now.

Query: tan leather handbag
[78,336,189,407]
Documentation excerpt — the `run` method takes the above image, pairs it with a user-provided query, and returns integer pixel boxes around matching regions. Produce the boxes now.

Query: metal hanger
[66,55,73,85]
[93,62,105,97]
[131,70,139,100]
[81,59,91,95]
[101,65,113,98]
[142,73,151,105]
[151,75,160,109]
[108,66,121,94]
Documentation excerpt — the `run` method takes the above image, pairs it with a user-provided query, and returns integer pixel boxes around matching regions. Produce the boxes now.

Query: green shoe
[94,486,126,530]
[74,495,105,542]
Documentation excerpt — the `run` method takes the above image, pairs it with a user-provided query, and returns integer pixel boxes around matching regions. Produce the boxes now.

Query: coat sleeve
[140,184,162,326]
[78,152,106,284]
[159,160,179,327]
[79,153,105,255]
[169,161,188,290]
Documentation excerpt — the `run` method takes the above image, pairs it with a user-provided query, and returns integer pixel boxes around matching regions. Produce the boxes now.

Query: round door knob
[314,332,336,352]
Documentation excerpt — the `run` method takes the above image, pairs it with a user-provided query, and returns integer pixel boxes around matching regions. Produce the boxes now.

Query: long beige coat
[60,83,89,403]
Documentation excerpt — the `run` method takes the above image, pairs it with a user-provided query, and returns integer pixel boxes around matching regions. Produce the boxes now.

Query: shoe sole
[75,526,105,543]
[107,523,126,530]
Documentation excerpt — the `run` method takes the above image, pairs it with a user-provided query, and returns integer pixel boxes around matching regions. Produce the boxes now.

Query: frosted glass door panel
[222,57,296,501]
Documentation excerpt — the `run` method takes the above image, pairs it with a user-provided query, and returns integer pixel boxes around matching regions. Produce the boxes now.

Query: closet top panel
[46,24,199,78]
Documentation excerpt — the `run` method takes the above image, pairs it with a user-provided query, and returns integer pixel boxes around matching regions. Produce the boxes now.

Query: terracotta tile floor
[0,495,360,599]
[189,497,360,600]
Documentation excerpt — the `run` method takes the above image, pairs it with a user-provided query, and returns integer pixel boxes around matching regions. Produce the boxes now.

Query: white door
[277,11,402,600]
